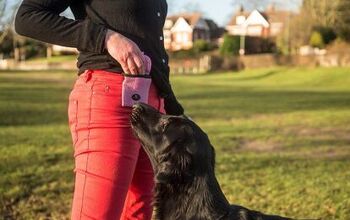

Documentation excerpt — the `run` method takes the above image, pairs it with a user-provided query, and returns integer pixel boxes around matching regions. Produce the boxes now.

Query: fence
[169,53,350,74]
[1,53,350,73]
[0,59,76,70]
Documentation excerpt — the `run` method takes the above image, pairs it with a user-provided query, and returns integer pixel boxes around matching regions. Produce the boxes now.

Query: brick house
[164,13,223,51]
[226,5,293,38]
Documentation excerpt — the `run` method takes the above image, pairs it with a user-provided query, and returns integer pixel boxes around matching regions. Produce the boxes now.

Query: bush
[326,38,350,54]
[335,0,350,42]
[169,40,216,59]
[193,40,210,53]
[23,40,46,59]
[220,34,240,56]
[168,49,196,59]
[314,27,337,45]
[245,36,276,54]
[309,31,325,48]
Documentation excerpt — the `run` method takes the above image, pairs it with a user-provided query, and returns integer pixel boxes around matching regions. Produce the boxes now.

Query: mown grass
[0,67,349,219]
[26,55,76,63]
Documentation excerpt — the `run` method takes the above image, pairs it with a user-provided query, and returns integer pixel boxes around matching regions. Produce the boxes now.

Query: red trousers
[67,70,164,219]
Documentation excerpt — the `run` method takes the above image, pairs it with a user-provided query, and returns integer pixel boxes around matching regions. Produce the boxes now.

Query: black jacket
[15,0,184,115]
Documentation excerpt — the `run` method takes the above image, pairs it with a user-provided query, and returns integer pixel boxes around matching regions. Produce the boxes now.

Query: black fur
[130,103,295,220]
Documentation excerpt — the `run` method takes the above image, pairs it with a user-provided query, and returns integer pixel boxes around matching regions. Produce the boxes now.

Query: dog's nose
[132,103,144,112]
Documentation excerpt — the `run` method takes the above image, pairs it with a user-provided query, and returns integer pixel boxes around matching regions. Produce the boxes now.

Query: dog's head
[131,103,215,184]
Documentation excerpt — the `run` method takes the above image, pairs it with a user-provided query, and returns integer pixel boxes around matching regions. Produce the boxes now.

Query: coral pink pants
[67,70,164,219]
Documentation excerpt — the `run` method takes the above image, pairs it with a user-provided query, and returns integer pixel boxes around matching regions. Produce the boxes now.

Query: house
[164,13,223,51]
[226,4,293,38]
[164,13,210,51]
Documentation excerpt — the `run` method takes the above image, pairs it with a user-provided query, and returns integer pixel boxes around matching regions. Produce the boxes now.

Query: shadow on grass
[2,87,350,126]
[180,89,350,117]
[0,86,71,126]
[234,70,280,81]
[0,87,70,104]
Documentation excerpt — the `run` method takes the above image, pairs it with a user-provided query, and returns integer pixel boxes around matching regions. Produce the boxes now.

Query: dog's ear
[181,125,197,154]
[210,145,216,168]
[156,162,173,184]
[186,142,197,154]
[157,167,194,184]
[156,172,171,184]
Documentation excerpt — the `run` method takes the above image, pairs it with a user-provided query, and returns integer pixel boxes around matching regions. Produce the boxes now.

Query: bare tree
[277,0,350,53]
[0,0,19,45]
[0,0,7,28]
[302,0,340,27]
[335,0,350,41]
[231,0,269,10]
[0,0,8,45]
[231,0,301,11]
[299,0,350,41]
[182,2,204,14]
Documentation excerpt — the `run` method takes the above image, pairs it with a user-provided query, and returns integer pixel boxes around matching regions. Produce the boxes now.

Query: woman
[15,0,184,219]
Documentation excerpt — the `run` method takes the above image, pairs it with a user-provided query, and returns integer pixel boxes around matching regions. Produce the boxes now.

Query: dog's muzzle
[131,104,144,124]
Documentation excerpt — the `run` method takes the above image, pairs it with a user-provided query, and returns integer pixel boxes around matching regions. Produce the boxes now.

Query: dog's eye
[174,138,185,144]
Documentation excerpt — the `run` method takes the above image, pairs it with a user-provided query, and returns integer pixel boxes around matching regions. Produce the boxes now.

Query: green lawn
[27,55,77,63]
[1,67,349,219]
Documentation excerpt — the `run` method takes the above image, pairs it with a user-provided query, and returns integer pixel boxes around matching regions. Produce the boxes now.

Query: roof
[167,12,202,27]
[245,10,270,27]
[228,6,294,26]
[166,13,224,39]
[205,18,225,39]
[262,10,294,24]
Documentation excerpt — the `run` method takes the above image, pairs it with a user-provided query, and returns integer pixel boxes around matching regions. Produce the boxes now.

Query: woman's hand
[105,29,145,75]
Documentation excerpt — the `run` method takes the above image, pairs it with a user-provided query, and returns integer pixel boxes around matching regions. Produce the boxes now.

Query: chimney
[237,4,244,13]
[267,3,276,12]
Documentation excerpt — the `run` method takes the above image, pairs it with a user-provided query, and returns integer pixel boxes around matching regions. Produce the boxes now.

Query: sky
[4,0,302,27]
[168,0,302,26]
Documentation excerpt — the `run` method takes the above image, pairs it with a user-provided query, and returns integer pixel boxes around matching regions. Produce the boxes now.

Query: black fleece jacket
[15,0,184,115]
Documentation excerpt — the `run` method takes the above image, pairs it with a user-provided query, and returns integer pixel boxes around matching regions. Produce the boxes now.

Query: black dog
[130,103,294,220]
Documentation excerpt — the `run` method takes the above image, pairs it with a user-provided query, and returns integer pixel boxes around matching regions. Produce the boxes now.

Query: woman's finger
[120,62,130,74]
[133,55,145,74]
[127,56,139,75]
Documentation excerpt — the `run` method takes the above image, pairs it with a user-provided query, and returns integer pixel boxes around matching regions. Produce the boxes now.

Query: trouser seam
[79,78,95,219]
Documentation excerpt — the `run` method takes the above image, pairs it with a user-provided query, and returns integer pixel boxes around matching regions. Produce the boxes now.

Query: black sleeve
[15,0,107,53]
[164,92,184,116]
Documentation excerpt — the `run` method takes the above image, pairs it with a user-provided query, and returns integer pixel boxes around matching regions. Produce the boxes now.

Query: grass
[0,67,349,219]
[26,55,77,63]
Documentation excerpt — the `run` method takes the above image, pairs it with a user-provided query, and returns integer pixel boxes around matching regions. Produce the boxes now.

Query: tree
[0,0,8,43]
[230,0,300,11]
[0,0,6,22]
[193,40,212,53]
[314,26,336,45]
[182,2,203,14]
[301,0,340,27]
[1,0,21,59]
[220,34,240,56]
[277,9,313,54]
[0,0,19,44]
[231,0,270,10]
[277,0,350,53]
[335,0,350,41]
[309,31,325,48]
[301,0,350,42]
